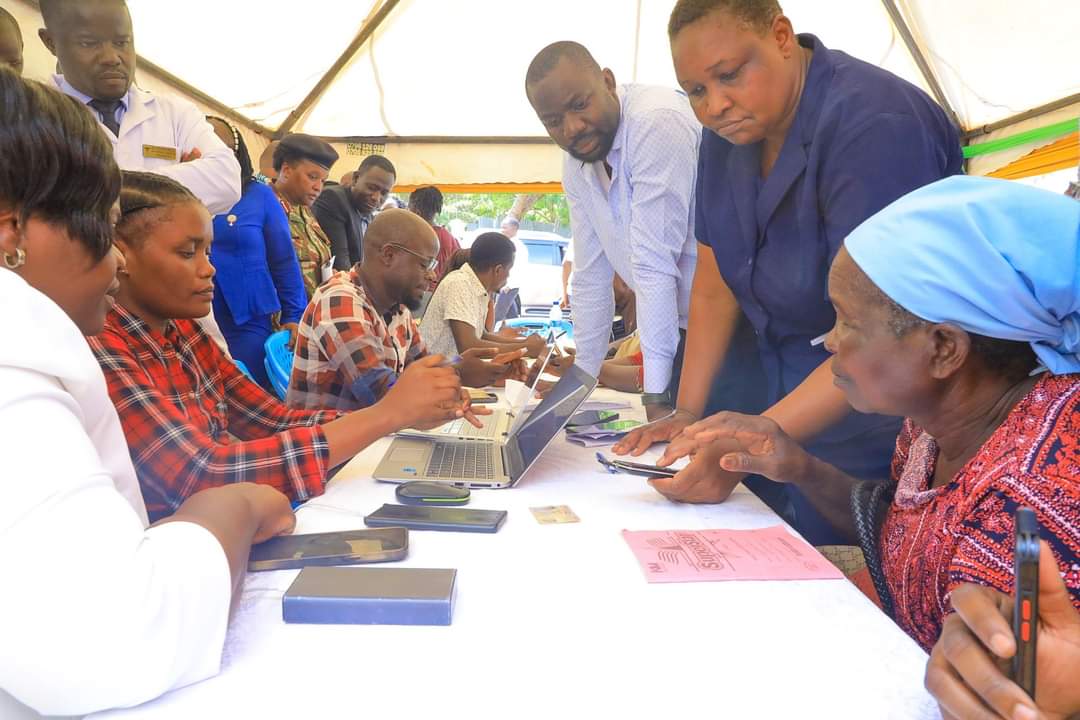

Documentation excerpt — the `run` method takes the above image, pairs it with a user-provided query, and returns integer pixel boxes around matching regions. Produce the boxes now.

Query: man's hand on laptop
[383,355,476,431]
[457,347,527,387]
[523,333,547,358]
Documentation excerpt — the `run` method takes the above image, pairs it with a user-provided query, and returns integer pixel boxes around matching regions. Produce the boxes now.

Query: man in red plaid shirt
[91,172,486,520]
[287,209,520,412]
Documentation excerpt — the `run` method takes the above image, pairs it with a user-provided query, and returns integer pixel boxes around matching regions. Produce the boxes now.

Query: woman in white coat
[0,68,295,718]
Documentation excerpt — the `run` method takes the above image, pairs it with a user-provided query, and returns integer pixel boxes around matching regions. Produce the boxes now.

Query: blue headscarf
[845,176,1080,375]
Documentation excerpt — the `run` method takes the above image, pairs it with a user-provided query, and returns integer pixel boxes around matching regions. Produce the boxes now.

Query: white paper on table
[504,379,529,409]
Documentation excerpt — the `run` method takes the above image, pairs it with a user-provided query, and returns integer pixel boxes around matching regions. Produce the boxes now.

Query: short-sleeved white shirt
[419,263,490,358]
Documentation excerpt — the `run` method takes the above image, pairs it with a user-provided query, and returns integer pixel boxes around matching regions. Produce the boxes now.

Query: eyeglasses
[388,243,438,272]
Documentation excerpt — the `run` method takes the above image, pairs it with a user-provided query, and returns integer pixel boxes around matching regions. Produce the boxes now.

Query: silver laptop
[373,364,598,489]
[396,336,560,442]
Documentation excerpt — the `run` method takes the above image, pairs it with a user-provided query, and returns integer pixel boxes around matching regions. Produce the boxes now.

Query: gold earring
[2,247,26,269]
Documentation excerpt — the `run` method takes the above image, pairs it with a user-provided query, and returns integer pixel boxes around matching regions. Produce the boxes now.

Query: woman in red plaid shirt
[89,171,485,521]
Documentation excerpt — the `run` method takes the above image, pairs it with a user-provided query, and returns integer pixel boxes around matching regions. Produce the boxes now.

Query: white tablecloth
[92,390,939,720]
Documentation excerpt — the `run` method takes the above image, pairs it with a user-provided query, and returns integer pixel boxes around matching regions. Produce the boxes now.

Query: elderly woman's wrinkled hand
[925,541,1080,720]
[648,440,745,504]
[671,412,812,484]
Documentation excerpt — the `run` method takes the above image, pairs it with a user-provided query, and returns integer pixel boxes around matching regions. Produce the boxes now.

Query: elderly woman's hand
[661,412,813,485]
[649,439,746,504]
[925,541,1080,720]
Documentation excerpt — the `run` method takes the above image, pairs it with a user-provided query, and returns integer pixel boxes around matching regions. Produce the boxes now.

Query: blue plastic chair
[501,317,574,340]
[263,330,293,400]
[233,359,255,382]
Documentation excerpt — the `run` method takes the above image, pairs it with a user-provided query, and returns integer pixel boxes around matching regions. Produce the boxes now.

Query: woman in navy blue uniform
[616,0,963,544]
[206,117,307,390]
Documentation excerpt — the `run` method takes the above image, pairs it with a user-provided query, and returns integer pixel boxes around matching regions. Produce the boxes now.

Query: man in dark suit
[313,154,396,270]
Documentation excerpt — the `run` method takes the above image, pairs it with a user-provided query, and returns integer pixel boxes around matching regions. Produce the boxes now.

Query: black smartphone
[364,503,507,533]
[1012,506,1040,698]
[248,527,408,572]
[595,452,678,479]
[567,410,620,427]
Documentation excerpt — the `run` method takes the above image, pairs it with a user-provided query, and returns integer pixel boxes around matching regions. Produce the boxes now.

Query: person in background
[205,116,306,389]
[662,176,1080,653]
[926,542,1080,720]
[560,237,573,309]
[616,0,963,545]
[599,331,644,393]
[39,0,240,215]
[256,140,279,184]
[0,65,296,720]
[271,133,338,298]
[90,173,484,521]
[526,41,764,425]
[0,7,23,75]
[498,214,530,318]
[287,211,521,412]
[408,185,460,287]
[420,231,547,360]
[313,154,397,271]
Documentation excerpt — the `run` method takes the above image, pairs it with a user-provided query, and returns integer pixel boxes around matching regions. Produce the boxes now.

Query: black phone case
[364,503,507,533]
[248,527,409,572]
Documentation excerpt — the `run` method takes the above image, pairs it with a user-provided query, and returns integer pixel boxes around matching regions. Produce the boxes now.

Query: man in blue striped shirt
[525,41,762,420]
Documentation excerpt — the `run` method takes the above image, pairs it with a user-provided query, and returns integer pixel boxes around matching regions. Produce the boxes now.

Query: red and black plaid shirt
[88,305,339,521]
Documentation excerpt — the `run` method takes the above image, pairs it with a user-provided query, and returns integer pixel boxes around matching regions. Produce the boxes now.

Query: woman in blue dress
[206,117,307,390]
[615,0,964,544]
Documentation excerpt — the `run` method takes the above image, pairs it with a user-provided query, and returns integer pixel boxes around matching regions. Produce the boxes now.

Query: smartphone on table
[567,410,620,427]
[248,527,408,572]
[595,452,677,479]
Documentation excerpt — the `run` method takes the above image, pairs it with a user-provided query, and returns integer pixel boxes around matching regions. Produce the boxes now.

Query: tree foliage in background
[439,193,571,234]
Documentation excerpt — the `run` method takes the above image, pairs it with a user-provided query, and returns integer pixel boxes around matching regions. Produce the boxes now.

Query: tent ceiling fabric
[126,0,1077,138]
[12,0,1078,183]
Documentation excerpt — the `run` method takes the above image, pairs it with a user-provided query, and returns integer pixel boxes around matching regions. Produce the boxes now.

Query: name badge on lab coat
[143,144,177,161]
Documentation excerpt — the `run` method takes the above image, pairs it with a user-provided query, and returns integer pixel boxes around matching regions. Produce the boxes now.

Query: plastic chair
[233,359,255,382]
[500,317,574,339]
[263,330,293,400]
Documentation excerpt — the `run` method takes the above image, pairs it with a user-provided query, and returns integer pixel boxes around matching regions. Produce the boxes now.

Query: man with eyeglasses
[286,210,517,411]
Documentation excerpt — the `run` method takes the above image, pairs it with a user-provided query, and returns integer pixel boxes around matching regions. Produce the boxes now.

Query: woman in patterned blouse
[657,176,1080,652]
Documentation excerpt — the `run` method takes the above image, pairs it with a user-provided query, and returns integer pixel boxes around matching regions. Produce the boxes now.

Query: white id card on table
[320,255,336,282]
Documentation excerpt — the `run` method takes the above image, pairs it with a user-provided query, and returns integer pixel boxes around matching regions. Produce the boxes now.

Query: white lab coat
[0,271,231,718]
[51,76,242,215]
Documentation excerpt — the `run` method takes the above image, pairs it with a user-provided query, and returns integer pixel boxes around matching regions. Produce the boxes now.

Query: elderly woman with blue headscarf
[659,176,1080,652]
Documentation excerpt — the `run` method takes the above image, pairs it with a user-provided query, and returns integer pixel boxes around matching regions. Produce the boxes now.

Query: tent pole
[879,0,962,130]
[962,94,1080,141]
[274,0,402,139]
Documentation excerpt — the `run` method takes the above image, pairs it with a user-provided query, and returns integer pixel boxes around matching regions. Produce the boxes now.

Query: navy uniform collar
[727,34,835,237]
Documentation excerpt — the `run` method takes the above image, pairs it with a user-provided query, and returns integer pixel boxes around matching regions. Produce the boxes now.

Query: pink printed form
[621,526,844,583]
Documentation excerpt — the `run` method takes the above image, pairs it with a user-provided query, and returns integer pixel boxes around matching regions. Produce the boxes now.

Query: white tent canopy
[11,0,1080,183]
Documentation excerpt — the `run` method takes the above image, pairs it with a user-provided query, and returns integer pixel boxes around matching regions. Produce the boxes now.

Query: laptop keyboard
[425,441,496,480]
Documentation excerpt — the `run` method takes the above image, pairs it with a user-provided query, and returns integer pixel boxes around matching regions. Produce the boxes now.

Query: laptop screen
[504,364,597,481]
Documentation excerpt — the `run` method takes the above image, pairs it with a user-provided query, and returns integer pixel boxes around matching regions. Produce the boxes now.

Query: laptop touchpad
[390,447,428,463]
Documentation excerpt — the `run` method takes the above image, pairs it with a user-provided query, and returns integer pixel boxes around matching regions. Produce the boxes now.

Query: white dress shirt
[52,75,241,215]
[0,271,231,718]
[420,263,491,358]
[562,84,700,393]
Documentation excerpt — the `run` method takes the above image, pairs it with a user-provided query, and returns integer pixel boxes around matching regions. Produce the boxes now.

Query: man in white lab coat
[38,0,240,215]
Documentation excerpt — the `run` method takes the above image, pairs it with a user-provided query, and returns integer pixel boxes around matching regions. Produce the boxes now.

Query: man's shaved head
[363,208,436,257]
[525,41,601,90]
[362,209,438,312]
